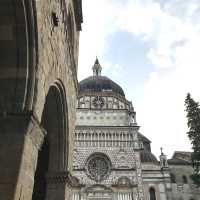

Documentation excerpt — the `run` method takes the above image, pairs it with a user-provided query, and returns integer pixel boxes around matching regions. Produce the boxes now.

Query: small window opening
[182,175,188,184]
[149,187,156,200]
[52,12,59,27]
[170,173,176,183]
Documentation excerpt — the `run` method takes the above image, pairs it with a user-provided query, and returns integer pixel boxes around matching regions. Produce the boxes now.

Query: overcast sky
[78,0,200,158]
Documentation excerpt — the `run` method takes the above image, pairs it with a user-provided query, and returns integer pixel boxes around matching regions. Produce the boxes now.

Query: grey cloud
[171,39,189,49]
[155,0,200,22]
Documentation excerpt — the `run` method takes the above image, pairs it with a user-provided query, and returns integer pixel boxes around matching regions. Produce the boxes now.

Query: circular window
[86,153,111,181]
[93,96,105,108]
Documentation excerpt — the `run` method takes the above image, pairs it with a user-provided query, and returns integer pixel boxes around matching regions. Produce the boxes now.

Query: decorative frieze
[75,129,139,149]
[77,94,131,110]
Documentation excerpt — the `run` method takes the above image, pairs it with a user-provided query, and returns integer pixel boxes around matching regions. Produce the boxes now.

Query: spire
[92,57,102,76]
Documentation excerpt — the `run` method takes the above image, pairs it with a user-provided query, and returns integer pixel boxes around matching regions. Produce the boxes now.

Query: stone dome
[79,76,125,97]
[79,58,125,97]
[140,150,158,164]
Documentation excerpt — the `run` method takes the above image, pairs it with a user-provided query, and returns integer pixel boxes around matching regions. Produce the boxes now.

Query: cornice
[75,125,140,131]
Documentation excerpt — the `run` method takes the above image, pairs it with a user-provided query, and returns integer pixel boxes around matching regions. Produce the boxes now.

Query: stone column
[135,152,145,200]
[0,114,45,200]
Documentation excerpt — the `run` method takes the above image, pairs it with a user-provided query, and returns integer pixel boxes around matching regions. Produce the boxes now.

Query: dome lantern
[92,57,102,76]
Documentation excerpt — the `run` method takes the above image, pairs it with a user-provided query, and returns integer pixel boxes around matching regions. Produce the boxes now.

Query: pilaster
[0,114,45,200]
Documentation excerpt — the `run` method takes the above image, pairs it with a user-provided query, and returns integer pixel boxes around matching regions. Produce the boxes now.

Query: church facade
[0,1,199,199]
[72,59,200,200]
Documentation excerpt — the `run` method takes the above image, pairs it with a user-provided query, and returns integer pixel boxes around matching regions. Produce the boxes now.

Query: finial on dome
[92,57,102,76]
[160,147,164,155]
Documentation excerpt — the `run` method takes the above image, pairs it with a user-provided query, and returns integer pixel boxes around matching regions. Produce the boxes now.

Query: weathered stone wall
[0,115,44,200]
[141,160,171,200]
[169,164,200,200]
[0,0,82,199]
[142,172,170,200]
[34,0,80,171]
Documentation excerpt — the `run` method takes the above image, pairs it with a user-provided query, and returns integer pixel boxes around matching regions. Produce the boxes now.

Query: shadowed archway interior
[32,83,68,200]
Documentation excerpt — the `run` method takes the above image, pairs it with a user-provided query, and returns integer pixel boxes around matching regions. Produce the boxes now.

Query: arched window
[170,173,176,183]
[182,175,188,184]
[149,187,156,200]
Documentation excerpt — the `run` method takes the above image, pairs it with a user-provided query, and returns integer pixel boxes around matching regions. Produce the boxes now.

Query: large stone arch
[0,0,37,113]
[42,81,69,172]
[32,80,69,200]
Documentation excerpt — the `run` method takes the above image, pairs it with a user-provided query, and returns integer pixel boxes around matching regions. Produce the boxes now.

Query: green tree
[185,93,200,186]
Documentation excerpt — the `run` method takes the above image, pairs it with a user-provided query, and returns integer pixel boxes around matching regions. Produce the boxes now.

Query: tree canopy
[185,93,200,186]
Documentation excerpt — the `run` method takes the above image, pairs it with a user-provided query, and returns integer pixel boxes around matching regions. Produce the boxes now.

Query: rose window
[86,154,111,181]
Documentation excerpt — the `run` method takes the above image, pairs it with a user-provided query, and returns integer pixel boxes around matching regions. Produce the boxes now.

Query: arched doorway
[32,82,68,200]
[32,137,49,200]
